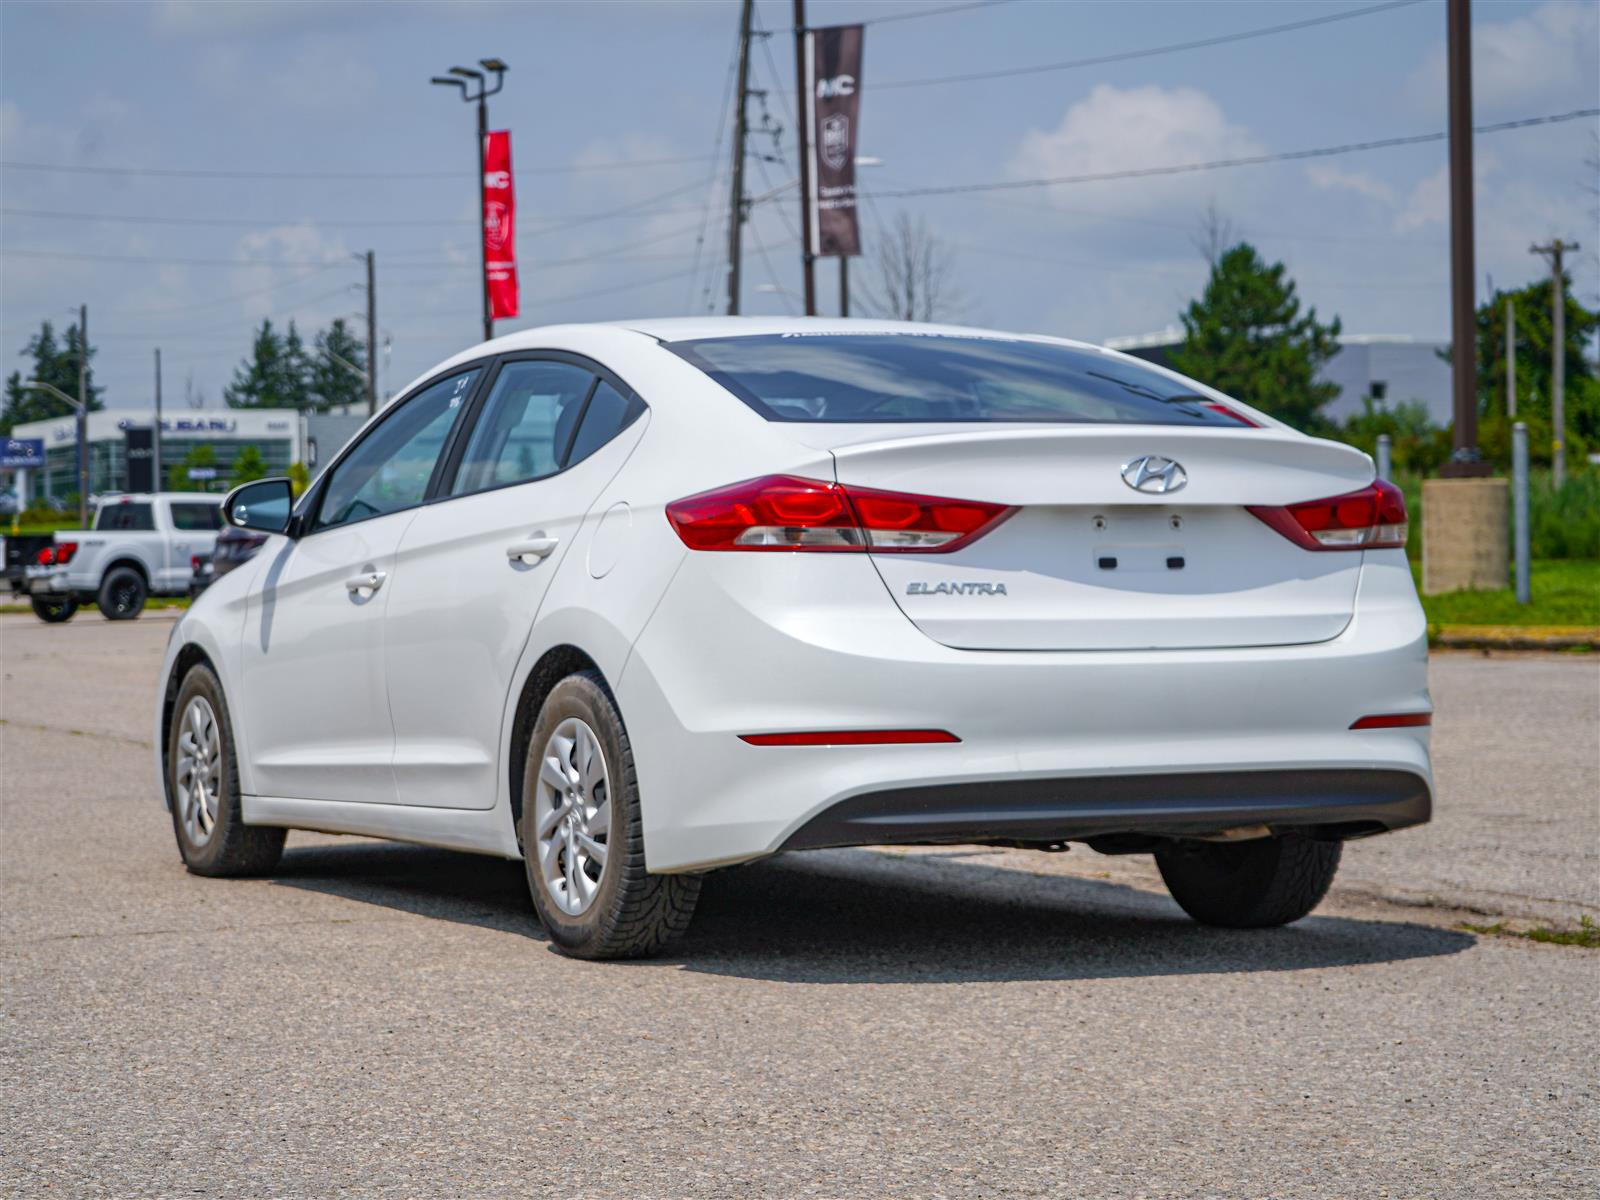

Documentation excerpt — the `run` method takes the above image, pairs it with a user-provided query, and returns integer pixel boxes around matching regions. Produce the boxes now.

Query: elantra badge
[1121,455,1187,495]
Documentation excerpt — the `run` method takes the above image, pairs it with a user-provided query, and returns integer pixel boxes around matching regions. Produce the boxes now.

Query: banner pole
[793,0,816,315]
[477,94,492,342]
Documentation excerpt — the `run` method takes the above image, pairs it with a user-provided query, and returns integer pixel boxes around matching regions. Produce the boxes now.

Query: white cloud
[1406,1,1600,115]
[1307,164,1395,205]
[1008,84,1264,222]
[1395,152,1499,232]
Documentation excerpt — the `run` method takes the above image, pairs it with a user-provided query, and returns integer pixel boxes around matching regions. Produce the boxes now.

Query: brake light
[1248,480,1407,551]
[666,475,1014,553]
[1350,712,1432,729]
[37,542,77,566]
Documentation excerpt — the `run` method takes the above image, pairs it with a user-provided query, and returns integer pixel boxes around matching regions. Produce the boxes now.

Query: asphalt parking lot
[3,613,1596,1198]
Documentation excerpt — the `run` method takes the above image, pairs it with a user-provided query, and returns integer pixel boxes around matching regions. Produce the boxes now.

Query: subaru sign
[1,438,45,469]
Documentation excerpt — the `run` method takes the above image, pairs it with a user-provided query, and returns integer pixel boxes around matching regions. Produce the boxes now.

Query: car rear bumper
[780,768,1430,851]
[618,549,1433,873]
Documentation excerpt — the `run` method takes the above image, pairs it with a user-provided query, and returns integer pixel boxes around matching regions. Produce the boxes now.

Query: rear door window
[170,502,222,531]
[564,380,638,467]
[95,503,156,531]
[450,360,596,496]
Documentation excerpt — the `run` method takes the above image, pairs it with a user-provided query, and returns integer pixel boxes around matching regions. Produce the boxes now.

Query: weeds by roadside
[1459,915,1599,949]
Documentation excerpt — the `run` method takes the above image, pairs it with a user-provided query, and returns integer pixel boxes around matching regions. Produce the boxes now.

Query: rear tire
[30,595,78,623]
[1155,835,1341,928]
[98,567,147,620]
[167,664,285,877]
[520,670,700,960]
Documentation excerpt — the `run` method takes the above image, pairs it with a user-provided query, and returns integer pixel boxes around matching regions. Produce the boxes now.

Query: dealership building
[6,407,367,505]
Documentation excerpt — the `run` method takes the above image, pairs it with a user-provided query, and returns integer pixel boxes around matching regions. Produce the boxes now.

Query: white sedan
[154,318,1433,959]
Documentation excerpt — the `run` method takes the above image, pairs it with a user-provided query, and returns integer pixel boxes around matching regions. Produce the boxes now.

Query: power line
[860,0,1016,28]
[3,207,473,230]
[1,248,351,268]
[870,109,1600,200]
[100,262,350,316]
[0,153,717,182]
[875,0,1424,90]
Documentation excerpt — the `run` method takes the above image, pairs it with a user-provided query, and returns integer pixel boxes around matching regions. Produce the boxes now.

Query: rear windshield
[667,333,1243,426]
[94,502,155,531]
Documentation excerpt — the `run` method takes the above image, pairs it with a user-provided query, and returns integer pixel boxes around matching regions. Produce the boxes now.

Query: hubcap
[532,717,611,916]
[175,696,222,845]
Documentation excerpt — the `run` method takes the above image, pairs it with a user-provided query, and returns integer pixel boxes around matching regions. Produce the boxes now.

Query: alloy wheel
[533,716,611,916]
[175,696,222,845]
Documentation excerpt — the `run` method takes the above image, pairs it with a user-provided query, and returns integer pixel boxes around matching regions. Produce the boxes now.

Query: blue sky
[2,0,1596,410]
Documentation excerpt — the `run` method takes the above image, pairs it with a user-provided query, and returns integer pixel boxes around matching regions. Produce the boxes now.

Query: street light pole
[76,304,89,525]
[23,379,85,522]
[432,60,507,344]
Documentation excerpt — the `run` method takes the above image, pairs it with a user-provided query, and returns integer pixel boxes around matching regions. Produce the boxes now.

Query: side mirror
[222,478,295,535]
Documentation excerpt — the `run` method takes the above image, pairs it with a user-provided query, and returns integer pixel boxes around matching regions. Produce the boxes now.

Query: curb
[1429,624,1599,651]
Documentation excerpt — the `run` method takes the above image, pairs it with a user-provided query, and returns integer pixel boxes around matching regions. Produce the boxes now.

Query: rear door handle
[506,536,558,565]
[345,570,387,596]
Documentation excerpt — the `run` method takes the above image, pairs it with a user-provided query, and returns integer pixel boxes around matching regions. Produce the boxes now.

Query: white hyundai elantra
[155,318,1432,958]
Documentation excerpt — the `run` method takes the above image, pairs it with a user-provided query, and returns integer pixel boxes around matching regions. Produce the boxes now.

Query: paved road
[3,614,1596,1197]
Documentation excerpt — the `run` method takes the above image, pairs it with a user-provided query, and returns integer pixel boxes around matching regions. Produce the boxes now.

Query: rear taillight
[37,542,77,566]
[666,475,1014,553]
[1248,480,1407,551]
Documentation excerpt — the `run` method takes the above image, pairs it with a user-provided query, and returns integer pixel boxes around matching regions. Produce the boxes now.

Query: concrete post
[1512,422,1530,606]
[1375,434,1393,482]
[1422,477,1509,595]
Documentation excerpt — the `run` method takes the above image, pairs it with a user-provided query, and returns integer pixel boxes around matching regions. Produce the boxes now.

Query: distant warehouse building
[9,406,368,505]
[1102,327,1453,427]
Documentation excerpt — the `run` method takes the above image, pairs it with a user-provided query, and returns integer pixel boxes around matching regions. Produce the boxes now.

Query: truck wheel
[98,567,147,620]
[168,663,285,877]
[1155,835,1341,928]
[520,670,700,960]
[30,595,79,623]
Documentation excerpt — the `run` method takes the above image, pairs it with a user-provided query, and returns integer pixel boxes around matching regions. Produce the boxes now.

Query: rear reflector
[739,729,960,746]
[1248,480,1408,551]
[667,475,1013,553]
[1349,712,1432,729]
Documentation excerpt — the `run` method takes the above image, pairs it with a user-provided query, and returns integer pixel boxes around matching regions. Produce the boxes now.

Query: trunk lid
[826,425,1374,651]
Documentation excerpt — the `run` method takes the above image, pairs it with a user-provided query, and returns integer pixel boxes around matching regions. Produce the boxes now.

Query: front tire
[168,664,285,877]
[1155,835,1341,928]
[520,670,700,959]
[30,595,78,623]
[98,567,147,620]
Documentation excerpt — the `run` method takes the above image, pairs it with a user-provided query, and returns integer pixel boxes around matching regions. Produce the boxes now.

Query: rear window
[170,502,222,531]
[95,502,155,531]
[668,333,1243,426]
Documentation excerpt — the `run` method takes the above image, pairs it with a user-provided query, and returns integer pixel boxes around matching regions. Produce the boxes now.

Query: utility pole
[431,60,507,343]
[793,0,817,315]
[365,250,378,415]
[1504,297,1516,419]
[726,0,755,316]
[1531,238,1578,487]
[1441,0,1486,476]
[153,348,163,492]
[840,258,849,317]
[76,303,88,526]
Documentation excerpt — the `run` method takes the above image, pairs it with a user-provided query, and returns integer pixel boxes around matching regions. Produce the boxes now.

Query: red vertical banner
[483,130,518,320]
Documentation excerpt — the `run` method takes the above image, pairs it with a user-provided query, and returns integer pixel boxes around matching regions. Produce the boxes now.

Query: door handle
[506,536,558,565]
[345,570,387,596]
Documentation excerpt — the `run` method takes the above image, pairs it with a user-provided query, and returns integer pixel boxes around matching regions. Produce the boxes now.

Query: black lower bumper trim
[779,769,1432,852]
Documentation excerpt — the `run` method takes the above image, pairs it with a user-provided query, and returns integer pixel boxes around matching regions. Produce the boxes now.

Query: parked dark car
[187,524,267,597]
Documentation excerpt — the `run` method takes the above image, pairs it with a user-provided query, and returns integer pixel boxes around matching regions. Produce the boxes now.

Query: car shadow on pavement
[270,837,1475,982]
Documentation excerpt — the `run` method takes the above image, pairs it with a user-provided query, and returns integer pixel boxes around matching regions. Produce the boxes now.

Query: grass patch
[1417,558,1600,627]
[1460,915,1600,948]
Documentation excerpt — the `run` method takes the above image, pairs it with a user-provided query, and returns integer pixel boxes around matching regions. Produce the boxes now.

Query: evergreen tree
[1,319,105,434]
[310,318,368,411]
[1170,243,1343,433]
[1464,275,1599,468]
[230,445,268,486]
[224,319,311,409]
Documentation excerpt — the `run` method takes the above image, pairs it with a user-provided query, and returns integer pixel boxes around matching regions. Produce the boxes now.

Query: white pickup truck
[27,493,223,623]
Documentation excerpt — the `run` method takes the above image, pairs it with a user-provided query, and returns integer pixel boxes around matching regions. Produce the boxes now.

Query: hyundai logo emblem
[1121,455,1187,495]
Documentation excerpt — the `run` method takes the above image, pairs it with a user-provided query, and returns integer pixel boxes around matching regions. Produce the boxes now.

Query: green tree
[310,318,368,411]
[1170,243,1343,433]
[1,319,105,434]
[1339,396,1451,477]
[1461,275,1600,469]
[168,443,217,491]
[286,460,311,496]
[230,445,268,486]
[224,318,311,410]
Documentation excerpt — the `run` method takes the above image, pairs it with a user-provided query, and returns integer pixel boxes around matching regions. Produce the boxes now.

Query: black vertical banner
[125,427,155,493]
[805,23,863,258]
